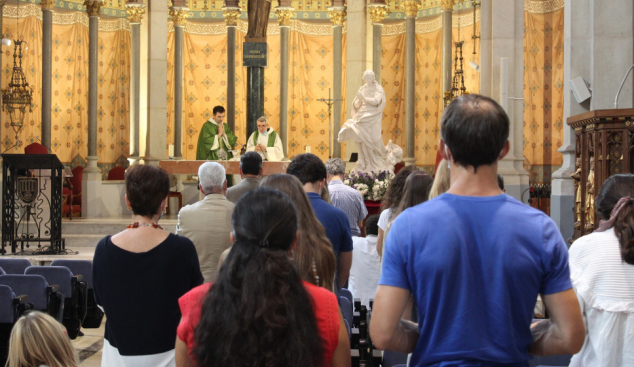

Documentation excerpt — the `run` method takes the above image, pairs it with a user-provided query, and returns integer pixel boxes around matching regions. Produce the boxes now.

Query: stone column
[368,2,387,82]
[481,0,528,203]
[0,0,5,145]
[41,0,55,150]
[276,7,293,158]
[329,6,346,159]
[223,6,240,133]
[402,0,419,166]
[82,1,104,218]
[441,0,454,99]
[170,4,189,160]
[126,1,146,165]
[144,0,169,166]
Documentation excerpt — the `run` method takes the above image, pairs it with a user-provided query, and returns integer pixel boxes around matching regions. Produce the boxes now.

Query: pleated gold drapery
[523,7,565,184]
[380,18,479,169]
[1,6,131,177]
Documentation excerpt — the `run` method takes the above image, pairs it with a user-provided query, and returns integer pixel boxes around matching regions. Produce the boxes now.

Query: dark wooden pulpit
[568,108,634,239]
[1,154,66,254]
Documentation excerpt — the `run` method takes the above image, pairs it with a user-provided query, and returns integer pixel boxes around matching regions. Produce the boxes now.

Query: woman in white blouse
[569,174,634,367]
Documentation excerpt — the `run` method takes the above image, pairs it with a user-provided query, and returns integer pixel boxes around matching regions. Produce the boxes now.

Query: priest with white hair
[246,116,284,161]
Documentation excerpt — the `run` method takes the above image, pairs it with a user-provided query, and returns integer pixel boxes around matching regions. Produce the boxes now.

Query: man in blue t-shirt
[287,153,353,290]
[370,94,585,367]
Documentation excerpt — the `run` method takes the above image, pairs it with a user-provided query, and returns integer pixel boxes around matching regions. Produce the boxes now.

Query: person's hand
[259,144,267,152]
[218,124,225,137]
[255,144,262,152]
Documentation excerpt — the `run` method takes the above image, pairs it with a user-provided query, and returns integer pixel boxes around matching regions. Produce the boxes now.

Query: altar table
[159,160,290,176]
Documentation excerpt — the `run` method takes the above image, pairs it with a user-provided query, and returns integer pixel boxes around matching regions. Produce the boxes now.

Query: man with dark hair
[196,105,238,161]
[326,158,367,236]
[226,152,263,203]
[371,94,584,365]
[287,153,353,290]
[349,214,381,307]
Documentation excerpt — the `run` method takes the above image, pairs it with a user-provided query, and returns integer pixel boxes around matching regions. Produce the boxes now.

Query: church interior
[0,0,632,365]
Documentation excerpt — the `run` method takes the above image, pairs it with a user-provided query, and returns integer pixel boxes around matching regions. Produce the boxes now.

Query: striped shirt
[569,228,634,367]
[328,180,368,236]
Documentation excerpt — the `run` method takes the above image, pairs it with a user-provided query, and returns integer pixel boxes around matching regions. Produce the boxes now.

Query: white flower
[343,180,350,185]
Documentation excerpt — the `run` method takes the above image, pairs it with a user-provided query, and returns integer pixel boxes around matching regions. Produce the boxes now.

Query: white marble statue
[338,70,401,173]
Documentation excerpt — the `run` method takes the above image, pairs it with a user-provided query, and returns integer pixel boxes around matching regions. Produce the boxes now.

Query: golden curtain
[1,9,130,177]
[523,8,565,183]
[380,18,479,169]
[168,22,347,162]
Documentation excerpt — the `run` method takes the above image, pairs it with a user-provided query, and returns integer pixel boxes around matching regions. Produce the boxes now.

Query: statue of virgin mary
[338,70,401,172]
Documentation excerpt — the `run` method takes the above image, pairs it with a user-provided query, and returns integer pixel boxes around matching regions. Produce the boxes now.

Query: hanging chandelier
[1,39,33,137]
[443,13,469,107]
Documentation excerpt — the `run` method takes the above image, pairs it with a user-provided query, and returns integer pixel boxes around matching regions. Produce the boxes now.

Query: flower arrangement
[343,170,394,201]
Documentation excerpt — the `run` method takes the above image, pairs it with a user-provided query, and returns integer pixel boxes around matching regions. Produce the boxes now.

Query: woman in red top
[175,188,350,367]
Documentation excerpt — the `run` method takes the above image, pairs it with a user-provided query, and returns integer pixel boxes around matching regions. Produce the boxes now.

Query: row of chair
[0,259,104,337]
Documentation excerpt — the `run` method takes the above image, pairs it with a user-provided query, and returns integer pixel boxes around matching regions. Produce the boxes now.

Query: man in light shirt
[326,158,367,237]
[176,162,234,282]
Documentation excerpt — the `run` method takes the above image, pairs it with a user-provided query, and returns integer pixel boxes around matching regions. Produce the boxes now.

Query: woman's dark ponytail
[595,174,634,264]
[193,188,324,367]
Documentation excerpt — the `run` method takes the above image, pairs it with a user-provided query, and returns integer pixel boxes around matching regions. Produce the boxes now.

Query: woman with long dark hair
[376,165,419,256]
[390,171,434,220]
[569,174,634,367]
[261,174,336,291]
[175,188,350,367]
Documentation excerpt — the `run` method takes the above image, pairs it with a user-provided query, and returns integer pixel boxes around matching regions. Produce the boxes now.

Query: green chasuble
[195,121,238,160]
[195,121,238,186]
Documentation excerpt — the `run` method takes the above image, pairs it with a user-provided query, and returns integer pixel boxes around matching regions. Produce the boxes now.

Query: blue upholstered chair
[50,259,103,328]
[0,285,30,366]
[0,275,63,323]
[339,296,353,336]
[0,259,32,275]
[25,266,87,339]
[340,288,353,306]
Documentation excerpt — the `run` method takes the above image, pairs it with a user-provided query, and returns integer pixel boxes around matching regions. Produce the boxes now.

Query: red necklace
[127,222,163,230]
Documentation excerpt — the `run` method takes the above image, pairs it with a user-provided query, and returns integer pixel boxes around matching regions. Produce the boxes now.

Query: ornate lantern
[1,39,33,138]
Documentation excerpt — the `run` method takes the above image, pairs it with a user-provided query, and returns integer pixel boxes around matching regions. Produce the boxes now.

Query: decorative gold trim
[440,0,456,11]
[126,6,146,24]
[328,9,346,26]
[402,0,421,18]
[169,19,342,36]
[2,4,129,31]
[275,8,294,27]
[524,0,564,14]
[40,0,56,10]
[223,8,241,26]
[368,5,388,24]
[84,1,104,17]
[170,9,189,27]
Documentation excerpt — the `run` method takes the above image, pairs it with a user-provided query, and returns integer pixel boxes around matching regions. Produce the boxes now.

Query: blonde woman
[428,158,451,199]
[5,311,78,367]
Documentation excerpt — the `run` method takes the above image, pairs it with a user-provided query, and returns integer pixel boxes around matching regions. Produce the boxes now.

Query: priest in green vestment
[196,106,238,185]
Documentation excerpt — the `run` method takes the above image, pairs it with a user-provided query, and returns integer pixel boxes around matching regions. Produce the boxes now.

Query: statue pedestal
[243,41,267,139]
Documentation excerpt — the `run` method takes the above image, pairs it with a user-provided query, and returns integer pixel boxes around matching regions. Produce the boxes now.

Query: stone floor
[73,318,105,366]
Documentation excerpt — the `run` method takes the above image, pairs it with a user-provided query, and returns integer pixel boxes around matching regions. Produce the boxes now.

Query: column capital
[126,4,146,24]
[368,4,388,24]
[223,7,241,26]
[275,7,294,27]
[41,0,55,10]
[402,0,421,18]
[441,0,457,11]
[83,1,104,17]
[327,6,347,26]
[170,8,190,27]
[84,0,103,17]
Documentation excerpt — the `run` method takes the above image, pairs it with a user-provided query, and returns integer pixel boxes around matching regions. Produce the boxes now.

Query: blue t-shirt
[380,193,572,367]
[307,192,353,255]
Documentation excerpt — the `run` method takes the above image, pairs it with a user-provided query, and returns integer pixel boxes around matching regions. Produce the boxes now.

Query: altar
[159,160,290,176]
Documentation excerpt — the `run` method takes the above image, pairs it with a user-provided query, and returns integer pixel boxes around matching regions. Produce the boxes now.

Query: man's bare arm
[369,285,419,353]
[529,288,585,356]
